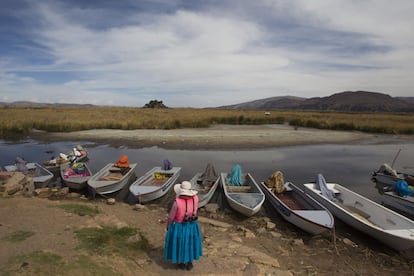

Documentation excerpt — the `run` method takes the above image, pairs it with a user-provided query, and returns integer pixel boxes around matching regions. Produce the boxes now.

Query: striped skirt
[164,221,202,264]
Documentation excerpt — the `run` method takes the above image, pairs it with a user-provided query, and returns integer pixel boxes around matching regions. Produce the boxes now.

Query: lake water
[1,137,413,205]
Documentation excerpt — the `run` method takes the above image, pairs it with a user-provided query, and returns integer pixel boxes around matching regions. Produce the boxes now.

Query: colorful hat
[174,181,198,197]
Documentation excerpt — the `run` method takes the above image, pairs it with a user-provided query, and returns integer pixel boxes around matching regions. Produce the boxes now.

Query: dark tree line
[143,100,168,108]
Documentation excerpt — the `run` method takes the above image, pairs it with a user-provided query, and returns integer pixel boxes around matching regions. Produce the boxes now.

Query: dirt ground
[1,125,414,275]
[0,195,413,276]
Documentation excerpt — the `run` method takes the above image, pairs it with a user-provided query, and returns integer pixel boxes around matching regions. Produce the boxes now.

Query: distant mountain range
[1,91,414,112]
[0,101,95,108]
[219,91,414,113]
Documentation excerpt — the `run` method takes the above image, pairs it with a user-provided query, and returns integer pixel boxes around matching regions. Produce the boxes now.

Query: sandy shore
[29,124,408,149]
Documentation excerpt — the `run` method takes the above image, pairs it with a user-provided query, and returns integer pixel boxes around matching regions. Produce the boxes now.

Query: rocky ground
[0,190,413,275]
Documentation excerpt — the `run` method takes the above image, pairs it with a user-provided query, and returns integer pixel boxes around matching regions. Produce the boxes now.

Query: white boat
[189,165,220,209]
[379,189,414,218]
[259,181,334,235]
[303,174,414,259]
[60,162,92,191]
[129,166,181,203]
[88,163,137,195]
[220,171,265,217]
[4,162,53,189]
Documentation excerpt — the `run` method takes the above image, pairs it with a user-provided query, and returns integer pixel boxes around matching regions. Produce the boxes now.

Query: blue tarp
[228,164,243,186]
[394,179,412,197]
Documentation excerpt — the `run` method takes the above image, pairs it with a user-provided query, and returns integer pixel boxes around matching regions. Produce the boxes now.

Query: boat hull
[303,182,414,259]
[129,167,181,203]
[4,162,53,189]
[259,181,334,235]
[44,150,88,174]
[372,172,404,187]
[88,163,137,195]
[221,172,265,217]
[380,191,414,218]
[60,163,92,190]
[190,172,220,208]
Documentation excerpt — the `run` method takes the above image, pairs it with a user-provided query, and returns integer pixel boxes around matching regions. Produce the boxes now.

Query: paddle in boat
[303,173,414,259]
[259,170,334,235]
[189,163,220,208]
[220,164,265,217]
[88,155,137,195]
[129,159,181,204]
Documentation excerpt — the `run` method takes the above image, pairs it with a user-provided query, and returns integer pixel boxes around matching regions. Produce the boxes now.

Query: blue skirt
[164,221,202,264]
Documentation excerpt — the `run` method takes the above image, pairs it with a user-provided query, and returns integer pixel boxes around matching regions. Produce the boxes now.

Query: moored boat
[129,166,181,203]
[60,162,92,191]
[220,164,265,217]
[189,163,220,208]
[88,156,137,195]
[303,174,414,259]
[259,171,334,235]
[4,158,53,189]
[371,162,414,188]
[380,190,414,218]
[43,145,88,174]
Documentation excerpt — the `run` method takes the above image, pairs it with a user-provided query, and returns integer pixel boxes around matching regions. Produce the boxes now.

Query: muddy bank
[29,124,404,150]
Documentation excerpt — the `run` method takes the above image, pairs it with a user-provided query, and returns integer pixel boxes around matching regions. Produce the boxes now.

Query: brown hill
[219,91,414,113]
[298,91,413,112]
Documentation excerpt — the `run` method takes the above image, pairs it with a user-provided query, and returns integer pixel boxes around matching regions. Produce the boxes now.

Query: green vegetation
[75,226,150,254]
[0,251,118,275]
[0,226,151,275]
[0,106,413,136]
[55,204,100,217]
[2,230,35,242]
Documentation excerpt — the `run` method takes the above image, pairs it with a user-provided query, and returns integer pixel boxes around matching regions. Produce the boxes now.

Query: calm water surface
[1,138,413,204]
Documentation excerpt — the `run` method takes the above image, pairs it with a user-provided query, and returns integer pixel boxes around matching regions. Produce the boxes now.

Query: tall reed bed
[0,106,413,137]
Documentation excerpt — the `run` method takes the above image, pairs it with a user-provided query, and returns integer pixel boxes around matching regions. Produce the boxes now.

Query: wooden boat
[43,146,88,174]
[129,166,181,203]
[220,171,265,217]
[303,174,414,259]
[259,181,334,235]
[88,163,137,195]
[4,162,53,189]
[189,168,220,208]
[60,162,92,191]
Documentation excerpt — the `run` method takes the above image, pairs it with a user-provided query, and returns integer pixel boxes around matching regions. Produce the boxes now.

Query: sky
[0,0,413,107]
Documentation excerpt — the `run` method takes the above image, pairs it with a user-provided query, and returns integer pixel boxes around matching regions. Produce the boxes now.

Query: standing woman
[164,181,202,270]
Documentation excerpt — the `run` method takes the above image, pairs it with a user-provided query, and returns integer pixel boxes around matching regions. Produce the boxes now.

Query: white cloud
[1,0,413,107]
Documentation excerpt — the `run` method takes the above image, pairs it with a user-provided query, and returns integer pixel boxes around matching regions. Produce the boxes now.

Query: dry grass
[0,106,413,137]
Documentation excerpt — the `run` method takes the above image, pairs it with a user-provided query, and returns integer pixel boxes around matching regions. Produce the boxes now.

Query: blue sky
[1,0,413,107]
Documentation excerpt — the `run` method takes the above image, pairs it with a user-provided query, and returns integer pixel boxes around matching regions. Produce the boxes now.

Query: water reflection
[1,138,413,205]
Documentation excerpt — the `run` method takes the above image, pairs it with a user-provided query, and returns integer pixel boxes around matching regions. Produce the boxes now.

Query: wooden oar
[391,148,402,168]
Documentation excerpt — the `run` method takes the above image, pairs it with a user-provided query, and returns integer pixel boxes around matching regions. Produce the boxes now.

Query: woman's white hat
[174,181,198,197]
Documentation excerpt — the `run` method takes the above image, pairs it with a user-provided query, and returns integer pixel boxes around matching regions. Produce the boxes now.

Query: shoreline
[28,124,410,150]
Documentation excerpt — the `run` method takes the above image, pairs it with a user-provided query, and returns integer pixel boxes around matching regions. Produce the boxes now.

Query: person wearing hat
[164,181,202,270]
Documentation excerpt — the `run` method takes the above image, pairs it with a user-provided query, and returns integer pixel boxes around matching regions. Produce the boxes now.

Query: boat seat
[227,185,252,192]
[150,179,167,186]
